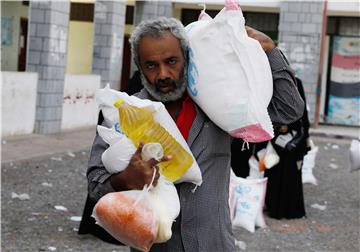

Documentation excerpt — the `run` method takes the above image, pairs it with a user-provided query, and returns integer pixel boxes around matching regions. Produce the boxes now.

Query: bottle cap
[114,98,124,107]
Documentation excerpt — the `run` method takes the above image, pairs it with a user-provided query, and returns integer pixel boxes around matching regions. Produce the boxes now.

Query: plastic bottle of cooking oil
[114,98,193,182]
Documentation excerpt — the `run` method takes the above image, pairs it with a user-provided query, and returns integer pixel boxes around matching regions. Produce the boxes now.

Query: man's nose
[158,64,170,79]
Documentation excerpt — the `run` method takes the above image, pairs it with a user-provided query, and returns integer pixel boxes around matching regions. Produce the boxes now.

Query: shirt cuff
[101,177,116,193]
[266,47,289,72]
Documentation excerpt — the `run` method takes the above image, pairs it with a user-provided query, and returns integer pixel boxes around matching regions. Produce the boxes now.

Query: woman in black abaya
[264,77,310,219]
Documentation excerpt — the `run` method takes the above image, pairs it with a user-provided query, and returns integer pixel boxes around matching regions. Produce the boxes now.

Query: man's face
[138,31,186,102]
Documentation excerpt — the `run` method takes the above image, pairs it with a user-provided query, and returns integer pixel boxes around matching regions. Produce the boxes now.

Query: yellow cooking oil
[114,98,193,182]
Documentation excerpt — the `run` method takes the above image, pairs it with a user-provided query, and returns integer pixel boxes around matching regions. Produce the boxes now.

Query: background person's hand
[245,25,275,52]
[110,142,171,191]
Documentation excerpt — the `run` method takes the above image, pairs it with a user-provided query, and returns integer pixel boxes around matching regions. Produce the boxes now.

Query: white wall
[1,72,38,136]
[61,74,100,130]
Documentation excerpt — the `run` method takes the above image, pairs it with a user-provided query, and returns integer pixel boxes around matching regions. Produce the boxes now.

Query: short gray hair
[129,17,189,68]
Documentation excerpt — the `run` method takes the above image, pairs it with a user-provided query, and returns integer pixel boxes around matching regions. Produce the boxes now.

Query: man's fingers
[245,25,254,35]
[161,155,172,162]
[147,158,158,168]
[147,154,172,167]
[134,141,144,156]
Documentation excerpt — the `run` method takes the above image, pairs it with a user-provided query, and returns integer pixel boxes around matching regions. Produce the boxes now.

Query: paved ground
[1,126,360,251]
[1,126,96,163]
[1,124,359,164]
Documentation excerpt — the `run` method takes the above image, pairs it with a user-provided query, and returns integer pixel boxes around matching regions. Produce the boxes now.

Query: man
[83,17,304,251]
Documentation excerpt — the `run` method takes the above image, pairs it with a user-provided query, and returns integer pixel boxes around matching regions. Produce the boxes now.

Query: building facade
[1,0,359,136]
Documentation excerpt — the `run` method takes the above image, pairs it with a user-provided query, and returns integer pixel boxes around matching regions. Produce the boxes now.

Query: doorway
[18,18,28,71]
[120,34,131,91]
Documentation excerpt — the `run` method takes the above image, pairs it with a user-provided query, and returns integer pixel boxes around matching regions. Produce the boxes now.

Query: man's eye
[168,59,177,65]
[146,63,155,69]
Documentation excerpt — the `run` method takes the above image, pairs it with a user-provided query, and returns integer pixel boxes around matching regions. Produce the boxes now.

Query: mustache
[155,78,177,91]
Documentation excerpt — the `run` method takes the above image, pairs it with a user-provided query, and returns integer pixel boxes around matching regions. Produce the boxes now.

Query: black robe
[231,77,309,219]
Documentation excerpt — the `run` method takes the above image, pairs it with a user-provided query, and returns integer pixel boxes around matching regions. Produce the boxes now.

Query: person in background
[232,75,310,219]
[263,77,310,219]
[125,70,143,95]
[231,27,306,179]
[80,17,304,251]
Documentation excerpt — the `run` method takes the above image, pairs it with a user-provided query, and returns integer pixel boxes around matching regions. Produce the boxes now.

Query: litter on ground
[70,216,82,222]
[235,239,247,250]
[329,163,338,169]
[54,205,68,212]
[311,203,327,211]
[51,157,63,161]
[11,192,30,200]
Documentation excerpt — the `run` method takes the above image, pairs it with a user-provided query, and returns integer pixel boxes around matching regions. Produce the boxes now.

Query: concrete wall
[1,72,100,136]
[278,1,325,123]
[92,0,126,90]
[61,74,100,130]
[133,1,173,26]
[1,72,38,136]
[1,1,28,71]
[27,1,70,134]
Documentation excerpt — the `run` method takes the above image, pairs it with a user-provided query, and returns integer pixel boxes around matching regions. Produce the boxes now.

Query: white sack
[96,85,202,186]
[185,1,273,143]
[98,125,136,174]
[230,171,267,232]
[302,141,318,185]
[349,139,360,172]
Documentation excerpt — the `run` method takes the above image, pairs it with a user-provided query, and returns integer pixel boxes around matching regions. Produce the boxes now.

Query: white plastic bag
[92,189,159,252]
[264,142,280,169]
[141,143,180,243]
[185,0,273,143]
[230,171,267,232]
[149,176,180,243]
[247,156,264,179]
[255,142,280,173]
[349,139,360,172]
[96,127,180,246]
[97,125,136,174]
[302,140,318,185]
[96,85,202,186]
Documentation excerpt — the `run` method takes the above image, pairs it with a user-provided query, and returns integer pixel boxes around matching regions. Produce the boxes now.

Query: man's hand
[110,142,171,191]
[245,25,275,53]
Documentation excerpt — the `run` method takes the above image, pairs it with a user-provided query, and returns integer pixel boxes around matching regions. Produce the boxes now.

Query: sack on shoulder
[185,0,273,143]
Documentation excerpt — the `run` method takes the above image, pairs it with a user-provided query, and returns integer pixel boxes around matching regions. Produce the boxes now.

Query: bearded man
[79,17,304,252]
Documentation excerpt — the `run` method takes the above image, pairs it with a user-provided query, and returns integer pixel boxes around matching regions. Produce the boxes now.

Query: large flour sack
[185,0,274,142]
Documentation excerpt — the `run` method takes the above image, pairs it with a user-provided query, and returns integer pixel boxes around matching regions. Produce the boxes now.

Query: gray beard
[140,67,187,103]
